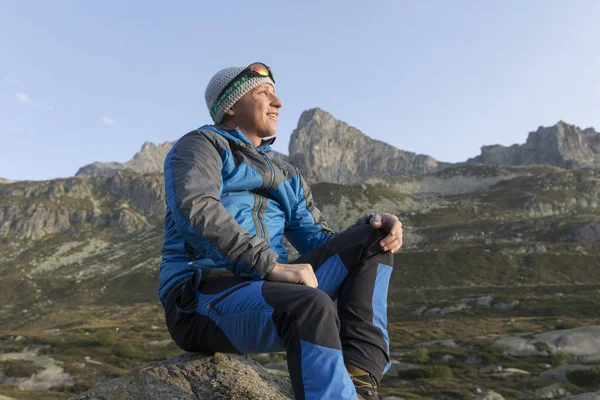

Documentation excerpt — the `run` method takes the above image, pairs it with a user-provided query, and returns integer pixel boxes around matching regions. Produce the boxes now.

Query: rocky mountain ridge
[74,109,599,185]
[468,121,600,169]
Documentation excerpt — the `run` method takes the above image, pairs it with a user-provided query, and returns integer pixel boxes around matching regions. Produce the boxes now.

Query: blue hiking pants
[163,224,393,399]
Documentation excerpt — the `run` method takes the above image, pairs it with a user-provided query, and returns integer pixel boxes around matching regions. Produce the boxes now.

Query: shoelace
[351,375,378,397]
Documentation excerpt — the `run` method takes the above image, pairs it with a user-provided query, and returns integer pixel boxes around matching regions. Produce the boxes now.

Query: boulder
[537,364,591,383]
[69,352,293,400]
[491,336,543,357]
[474,390,505,400]
[563,392,600,400]
[534,325,600,359]
[536,383,570,399]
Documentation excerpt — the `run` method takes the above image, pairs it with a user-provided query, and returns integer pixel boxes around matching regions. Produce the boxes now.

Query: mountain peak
[469,121,600,169]
[289,108,444,183]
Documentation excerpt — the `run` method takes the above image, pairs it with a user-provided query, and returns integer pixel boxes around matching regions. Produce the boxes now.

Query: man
[159,62,403,400]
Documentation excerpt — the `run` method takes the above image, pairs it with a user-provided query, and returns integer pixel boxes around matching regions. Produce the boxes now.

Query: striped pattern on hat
[205,65,275,123]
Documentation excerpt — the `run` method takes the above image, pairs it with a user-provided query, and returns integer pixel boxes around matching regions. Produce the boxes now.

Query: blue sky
[1,0,599,181]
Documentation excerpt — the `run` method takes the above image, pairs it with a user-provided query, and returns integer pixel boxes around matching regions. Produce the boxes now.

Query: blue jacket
[159,125,335,303]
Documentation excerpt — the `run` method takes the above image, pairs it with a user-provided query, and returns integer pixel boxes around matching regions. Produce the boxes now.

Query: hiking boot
[351,372,380,400]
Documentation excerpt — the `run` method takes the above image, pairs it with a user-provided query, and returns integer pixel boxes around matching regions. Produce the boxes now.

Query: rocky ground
[1,284,600,399]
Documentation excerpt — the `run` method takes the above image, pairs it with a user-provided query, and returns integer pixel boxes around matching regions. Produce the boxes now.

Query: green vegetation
[409,347,430,364]
[551,350,571,366]
[0,360,44,377]
[399,365,453,381]
[566,366,600,389]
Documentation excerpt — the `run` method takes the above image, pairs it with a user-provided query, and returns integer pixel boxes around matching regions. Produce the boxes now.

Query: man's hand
[370,213,403,253]
[264,263,318,288]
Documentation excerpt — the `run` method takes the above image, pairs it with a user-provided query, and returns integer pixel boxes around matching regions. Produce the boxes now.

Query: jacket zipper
[256,196,265,238]
[262,154,275,189]
[253,152,275,240]
[206,282,252,316]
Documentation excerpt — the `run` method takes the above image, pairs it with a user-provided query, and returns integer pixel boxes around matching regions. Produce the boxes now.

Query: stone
[474,390,505,400]
[467,121,600,170]
[479,364,503,374]
[457,296,494,308]
[493,301,519,310]
[537,364,591,383]
[420,339,459,348]
[289,108,444,184]
[441,354,455,363]
[536,383,569,399]
[563,392,600,400]
[439,303,470,315]
[568,221,600,242]
[490,367,530,379]
[491,336,543,357]
[534,325,600,359]
[423,307,441,317]
[387,361,421,377]
[69,352,293,400]
[466,355,483,365]
[411,306,427,316]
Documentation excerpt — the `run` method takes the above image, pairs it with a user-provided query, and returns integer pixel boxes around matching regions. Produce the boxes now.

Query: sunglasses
[216,62,275,102]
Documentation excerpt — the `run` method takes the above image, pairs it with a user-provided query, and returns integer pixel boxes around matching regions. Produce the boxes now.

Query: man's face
[228,83,283,138]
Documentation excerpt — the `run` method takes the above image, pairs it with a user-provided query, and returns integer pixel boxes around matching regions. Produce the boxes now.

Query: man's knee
[293,288,338,323]
[343,223,391,264]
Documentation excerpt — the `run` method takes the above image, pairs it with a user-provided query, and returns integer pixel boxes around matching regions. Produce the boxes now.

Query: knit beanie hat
[205,65,275,123]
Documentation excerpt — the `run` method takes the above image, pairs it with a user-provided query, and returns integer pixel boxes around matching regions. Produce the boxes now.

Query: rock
[466,355,483,365]
[387,361,421,377]
[439,303,470,315]
[479,364,503,374]
[563,392,600,400]
[474,389,505,400]
[457,296,493,308]
[491,336,543,357]
[493,301,520,310]
[475,296,494,308]
[490,367,530,379]
[423,307,441,317]
[568,221,600,242]
[411,306,427,316]
[43,329,61,336]
[76,142,174,177]
[289,108,445,184]
[534,325,600,359]
[537,364,591,383]
[441,354,455,363]
[527,243,548,253]
[69,352,293,400]
[536,383,569,399]
[420,339,459,348]
[467,121,600,170]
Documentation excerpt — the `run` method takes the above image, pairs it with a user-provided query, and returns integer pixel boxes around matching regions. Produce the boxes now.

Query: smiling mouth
[267,113,278,119]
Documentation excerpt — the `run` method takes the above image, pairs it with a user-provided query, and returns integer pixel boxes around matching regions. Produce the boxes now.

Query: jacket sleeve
[284,171,336,255]
[164,130,279,277]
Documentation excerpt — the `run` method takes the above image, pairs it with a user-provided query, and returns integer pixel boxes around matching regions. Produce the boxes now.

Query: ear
[225,108,234,116]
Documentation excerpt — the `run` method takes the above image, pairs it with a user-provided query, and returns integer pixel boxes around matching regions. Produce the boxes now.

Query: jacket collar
[201,124,277,151]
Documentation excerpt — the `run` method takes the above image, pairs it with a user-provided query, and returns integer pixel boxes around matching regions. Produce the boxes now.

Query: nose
[271,93,283,109]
